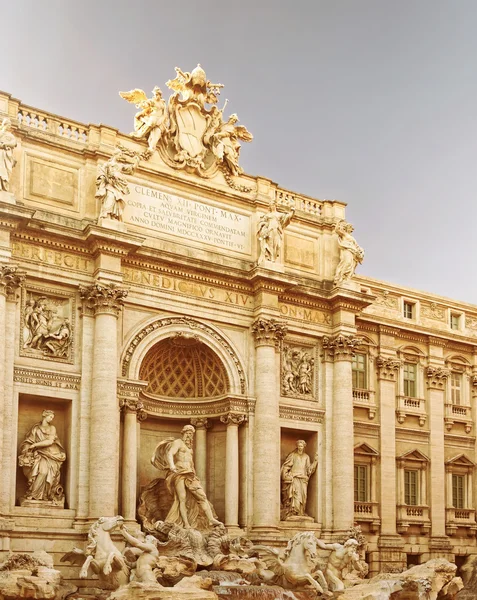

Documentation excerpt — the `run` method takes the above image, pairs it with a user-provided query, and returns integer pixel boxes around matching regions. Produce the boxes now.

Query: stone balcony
[354,501,380,533]
[444,403,473,434]
[353,388,377,419]
[396,395,427,427]
[445,507,477,536]
[397,504,431,534]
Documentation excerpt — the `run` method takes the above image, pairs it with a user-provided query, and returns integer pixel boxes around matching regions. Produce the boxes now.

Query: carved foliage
[79,282,128,317]
[376,356,402,381]
[426,366,450,389]
[281,345,315,397]
[251,318,287,349]
[118,379,148,421]
[190,417,210,429]
[21,287,74,362]
[322,334,362,361]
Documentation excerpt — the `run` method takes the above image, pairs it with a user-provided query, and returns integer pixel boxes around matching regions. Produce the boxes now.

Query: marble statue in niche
[150,425,222,530]
[257,203,295,263]
[0,117,17,192]
[281,439,317,520]
[18,410,66,506]
[282,345,314,397]
[22,294,72,359]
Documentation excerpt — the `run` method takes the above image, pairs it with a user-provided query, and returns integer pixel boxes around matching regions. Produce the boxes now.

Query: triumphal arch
[2,65,477,584]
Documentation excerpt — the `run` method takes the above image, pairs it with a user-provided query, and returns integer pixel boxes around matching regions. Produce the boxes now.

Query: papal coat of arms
[120,64,253,190]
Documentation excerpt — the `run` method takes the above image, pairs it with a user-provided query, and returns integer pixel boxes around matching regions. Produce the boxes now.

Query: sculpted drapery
[281,440,317,519]
[18,410,66,503]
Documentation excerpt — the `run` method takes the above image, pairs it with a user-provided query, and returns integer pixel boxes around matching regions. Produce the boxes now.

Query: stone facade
[1,82,477,583]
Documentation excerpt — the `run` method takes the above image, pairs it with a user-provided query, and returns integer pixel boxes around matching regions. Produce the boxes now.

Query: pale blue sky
[3,1,477,302]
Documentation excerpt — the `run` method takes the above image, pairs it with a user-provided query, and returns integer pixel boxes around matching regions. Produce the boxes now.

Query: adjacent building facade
[0,81,476,580]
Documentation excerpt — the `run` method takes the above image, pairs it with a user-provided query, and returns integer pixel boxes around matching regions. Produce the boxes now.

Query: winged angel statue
[120,64,253,187]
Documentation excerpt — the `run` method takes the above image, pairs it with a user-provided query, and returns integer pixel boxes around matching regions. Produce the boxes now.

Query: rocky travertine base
[339,558,462,600]
[0,552,76,600]
[108,581,217,600]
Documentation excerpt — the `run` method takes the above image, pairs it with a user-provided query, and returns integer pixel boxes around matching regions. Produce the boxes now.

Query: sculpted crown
[79,282,128,316]
[120,64,253,191]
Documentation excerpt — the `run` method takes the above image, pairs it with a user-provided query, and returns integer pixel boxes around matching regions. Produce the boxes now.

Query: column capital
[0,265,26,300]
[426,366,450,389]
[376,356,402,381]
[251,318,287,349]
[190,417,210,430]
[322,333,362,362]
[119,397,147,421]
[79,282,128,317]
[220,413,247,426]
[118,379,148,421]
[472,375,477,397]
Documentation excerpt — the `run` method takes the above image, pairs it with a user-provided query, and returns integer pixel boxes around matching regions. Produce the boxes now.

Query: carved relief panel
[281,343,316,399]
[20,287,75,363]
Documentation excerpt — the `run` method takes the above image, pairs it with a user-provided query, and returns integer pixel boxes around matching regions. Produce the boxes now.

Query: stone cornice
[141,394,254,418]
[251,318,287,349]
[0,265,26,299]
[376,356,402,381]
[279,403,324,423]
[426,366,450,389]
[13,366,81,390]
[84,224,145,256]
[322,333,362,361]
[428,336,447,348]
[79,282,128,317]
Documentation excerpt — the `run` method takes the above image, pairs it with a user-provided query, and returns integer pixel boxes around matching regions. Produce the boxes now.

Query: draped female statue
[18,410,66,505]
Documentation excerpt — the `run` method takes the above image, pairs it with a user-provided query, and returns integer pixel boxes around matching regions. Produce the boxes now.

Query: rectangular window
[354,465,368,502]
[405,470,419,505]
[452,474,465,509]
[403,362,417,397]
[352,353,367,389]
[450,313,460,330]
[403,301,415,319]
[450,372,462,405]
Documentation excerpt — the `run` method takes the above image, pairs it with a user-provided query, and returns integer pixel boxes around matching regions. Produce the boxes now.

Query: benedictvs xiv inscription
[125,186,251,253]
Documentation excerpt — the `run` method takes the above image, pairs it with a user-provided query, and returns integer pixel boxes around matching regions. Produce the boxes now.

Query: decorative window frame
[396,347,426,426]
[352,337,377,419]
[396,449,430,534]
[449,310,464,332]
[402,297,419,322]
[353,443,380,532]
[445,454,477,536]
[444,355,472,434]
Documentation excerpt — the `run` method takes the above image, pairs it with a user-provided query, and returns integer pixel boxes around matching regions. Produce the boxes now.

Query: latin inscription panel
[125,184,251,254]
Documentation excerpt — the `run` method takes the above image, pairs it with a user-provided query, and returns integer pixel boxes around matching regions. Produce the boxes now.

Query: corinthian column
[427,363,450,544]
[191,418,209,492]
[118,380,147,522]
[220,413,247,529]
[322,333,361,533]
[80,282,128,518]
[0,266,25,514]
[251,318,287,531]
[376,355,401,535]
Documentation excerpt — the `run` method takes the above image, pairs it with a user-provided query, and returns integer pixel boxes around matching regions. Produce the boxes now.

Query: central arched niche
[139,334,230,398]
[137,334,230,521]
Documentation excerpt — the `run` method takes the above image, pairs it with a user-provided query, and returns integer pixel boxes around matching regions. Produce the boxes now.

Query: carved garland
[121,316,247,395]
